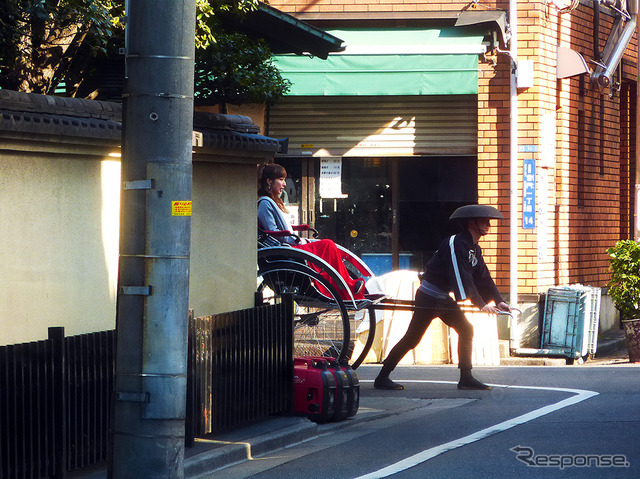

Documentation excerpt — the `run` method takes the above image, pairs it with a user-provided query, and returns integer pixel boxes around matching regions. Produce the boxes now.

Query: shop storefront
[272,154,478,274]
[267,27,488,274]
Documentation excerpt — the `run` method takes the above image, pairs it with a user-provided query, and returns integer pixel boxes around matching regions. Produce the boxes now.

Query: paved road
[214,363,639,478]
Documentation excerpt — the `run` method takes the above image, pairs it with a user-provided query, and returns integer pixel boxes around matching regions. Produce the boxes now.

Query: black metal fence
[186,295,294,442]
[0,327,115,479]
[1,299,294,477]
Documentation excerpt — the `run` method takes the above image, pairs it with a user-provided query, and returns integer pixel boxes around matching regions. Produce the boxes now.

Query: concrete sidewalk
[184,395,444,478]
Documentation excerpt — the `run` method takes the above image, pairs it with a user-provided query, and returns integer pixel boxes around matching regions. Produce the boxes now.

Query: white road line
[355,380,599,479]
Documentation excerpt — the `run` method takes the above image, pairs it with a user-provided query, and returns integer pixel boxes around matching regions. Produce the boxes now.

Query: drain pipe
[501,0,520,351]
[509,0,519,313]
[592,0,638,89]
[594,0,602,61]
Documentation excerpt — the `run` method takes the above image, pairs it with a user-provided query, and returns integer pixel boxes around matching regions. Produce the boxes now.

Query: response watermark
[510,446,630,469]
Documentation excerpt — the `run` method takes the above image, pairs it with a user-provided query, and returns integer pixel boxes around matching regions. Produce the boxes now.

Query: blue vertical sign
[523,159,536,229]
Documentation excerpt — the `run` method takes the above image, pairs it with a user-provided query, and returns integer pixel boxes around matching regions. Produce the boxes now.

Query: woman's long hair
[258,162,287,212]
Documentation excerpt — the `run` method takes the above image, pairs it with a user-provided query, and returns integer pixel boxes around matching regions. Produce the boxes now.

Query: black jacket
[421,229,504,309]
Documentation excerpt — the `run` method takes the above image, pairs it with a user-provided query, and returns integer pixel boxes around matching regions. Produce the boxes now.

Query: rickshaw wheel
[258,262,352,364]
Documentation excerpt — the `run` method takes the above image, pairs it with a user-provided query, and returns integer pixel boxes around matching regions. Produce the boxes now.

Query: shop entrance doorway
[276,156,477,275]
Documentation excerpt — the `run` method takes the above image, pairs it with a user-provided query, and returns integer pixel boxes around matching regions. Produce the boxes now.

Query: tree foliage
[196,0,259,49]
[0,0,291,106]
[195,32,290,108]
[0,0,120,93]
[194,0,291,107]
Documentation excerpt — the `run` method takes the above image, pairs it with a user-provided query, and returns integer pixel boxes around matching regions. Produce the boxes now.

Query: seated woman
[258,163,365,300]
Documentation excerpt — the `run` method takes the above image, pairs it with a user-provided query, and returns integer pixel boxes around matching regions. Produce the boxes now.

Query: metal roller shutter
[267,95,477,157]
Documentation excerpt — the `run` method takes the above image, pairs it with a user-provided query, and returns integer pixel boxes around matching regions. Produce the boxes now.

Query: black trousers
[383,289,474,371]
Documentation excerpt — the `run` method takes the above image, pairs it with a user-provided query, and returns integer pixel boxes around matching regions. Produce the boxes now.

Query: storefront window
[316,158,392,257]
[276,156,477,275]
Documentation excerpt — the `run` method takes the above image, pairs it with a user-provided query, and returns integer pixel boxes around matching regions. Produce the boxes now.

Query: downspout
[487,2,520,348]
[594,0,601,62]
[592,0,638,89]
[509,0,519,312]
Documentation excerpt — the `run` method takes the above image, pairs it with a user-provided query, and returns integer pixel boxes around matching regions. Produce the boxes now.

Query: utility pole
[110,0,196,477]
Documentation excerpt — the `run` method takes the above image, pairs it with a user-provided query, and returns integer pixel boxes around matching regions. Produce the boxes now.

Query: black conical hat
[449,204,504,221]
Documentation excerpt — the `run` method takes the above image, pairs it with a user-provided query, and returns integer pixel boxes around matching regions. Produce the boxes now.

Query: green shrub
[607,239,640,320]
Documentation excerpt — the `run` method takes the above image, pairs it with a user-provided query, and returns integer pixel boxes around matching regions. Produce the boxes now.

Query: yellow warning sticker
[171,201,192,216]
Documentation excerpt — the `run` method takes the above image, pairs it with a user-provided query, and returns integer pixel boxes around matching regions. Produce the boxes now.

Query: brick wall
[271,1,504,14]
[271,0,638,296]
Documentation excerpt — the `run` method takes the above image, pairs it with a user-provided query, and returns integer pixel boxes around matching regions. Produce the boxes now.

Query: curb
[499,356,567,366]
[499,334,628,366]
[183,397,433,477]
[184,417,317,478]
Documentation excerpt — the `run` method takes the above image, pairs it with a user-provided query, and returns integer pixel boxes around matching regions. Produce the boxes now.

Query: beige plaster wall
[0,151,121,345]
[1,148,259,345]
[189,161,258,316]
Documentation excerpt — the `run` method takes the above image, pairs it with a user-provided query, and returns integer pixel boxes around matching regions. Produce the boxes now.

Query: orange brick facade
[270,0,638,299]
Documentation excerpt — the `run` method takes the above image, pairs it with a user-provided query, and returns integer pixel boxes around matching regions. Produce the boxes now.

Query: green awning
[274,28,485,96]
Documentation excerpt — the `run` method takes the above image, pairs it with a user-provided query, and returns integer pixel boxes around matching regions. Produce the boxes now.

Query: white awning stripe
[338,44,487,55]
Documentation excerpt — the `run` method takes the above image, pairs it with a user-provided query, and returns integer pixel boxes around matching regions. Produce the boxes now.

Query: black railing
[0,327,115,479]
[1,299,294,477]
[186,296,294,441]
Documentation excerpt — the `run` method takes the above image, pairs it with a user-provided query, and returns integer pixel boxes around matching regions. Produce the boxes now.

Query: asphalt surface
[72,332,632,479]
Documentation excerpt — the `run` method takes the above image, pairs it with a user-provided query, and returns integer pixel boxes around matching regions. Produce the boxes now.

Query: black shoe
[354,279,365,295]
[374,376,404,390]
[457,377,491,390]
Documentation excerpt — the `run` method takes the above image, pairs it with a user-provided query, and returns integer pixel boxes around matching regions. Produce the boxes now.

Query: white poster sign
[319,158,348,198]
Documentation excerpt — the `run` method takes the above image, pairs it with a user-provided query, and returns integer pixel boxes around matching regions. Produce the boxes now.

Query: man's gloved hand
[481,303,501,315]
[481,302,512,315]
[497,301,512,312]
